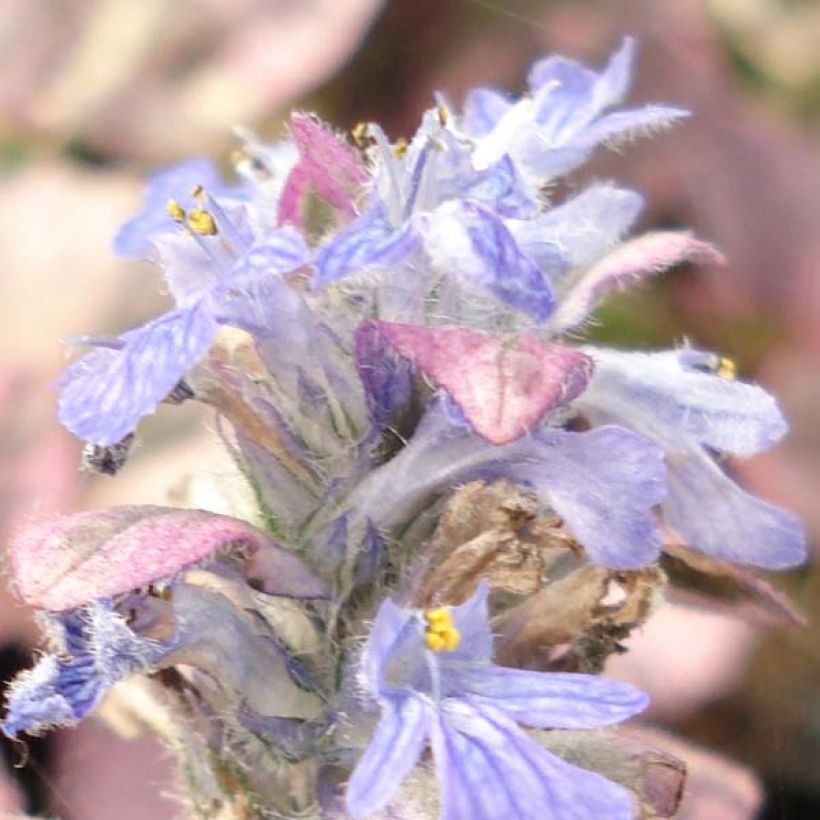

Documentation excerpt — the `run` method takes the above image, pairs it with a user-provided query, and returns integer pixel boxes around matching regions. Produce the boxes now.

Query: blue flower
[59,226,310,445]
[577,346,806,568]
[346,582,648,818]
[113,158,239,257]
[2,599,163,736]
[314,111,560,322]
[463,37,688,184]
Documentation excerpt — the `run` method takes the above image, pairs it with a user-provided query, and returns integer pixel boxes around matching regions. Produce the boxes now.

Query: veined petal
[664,444,806,569]
[58,305,217,445]
[346,695,433,818]
[374,322,592,444]
[433,702,636,820]
[522,427,666,568]
[549,232,723,332]
[508,184,644,273]
[422,201,555,321]
[314,208,419,287]
[456,667,648,728]
[581,347,788,457]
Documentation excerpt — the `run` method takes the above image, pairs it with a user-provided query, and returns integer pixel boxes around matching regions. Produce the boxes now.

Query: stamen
[437,105,449,127]
[166,199,186,222]
[424,607,461,652]
[186,209,218,236]
[351,122,372,147]
[717,357,736,380]
[393,138,409,160]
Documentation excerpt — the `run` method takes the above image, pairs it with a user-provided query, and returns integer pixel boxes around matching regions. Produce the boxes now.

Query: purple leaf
[10,506,327,611]
[550,232,724,332]
[374,322,593,444]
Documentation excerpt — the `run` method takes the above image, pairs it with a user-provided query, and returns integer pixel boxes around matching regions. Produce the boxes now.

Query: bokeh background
[1,0,818,817]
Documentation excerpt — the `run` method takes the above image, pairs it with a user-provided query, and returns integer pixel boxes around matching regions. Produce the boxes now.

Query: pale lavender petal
[461,87,513,137]
[208,230,311,336]
[524,427,666,568]
[528,38,635,139]
[279,112,366,226]
[508,184,644,272]
[444,579,493,665]
[346,696,433,818]
[456,667,648,728]
[113,158,227,256]
[9,505,314,610]
[58,305,217,445]
[422,200,554,321]
[314,208,419,287]
[345,419,665,569]
[361,597,418,691]
[582,347,788,457]
[374,322,592,444]
[433,702,636,820]
[664,445,806,569]
[549,232,724,332]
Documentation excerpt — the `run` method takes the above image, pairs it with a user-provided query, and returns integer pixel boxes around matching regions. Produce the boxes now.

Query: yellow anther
[437,105,449,126]
[351,122,370,147]
[423,607,461,653]
[717,357,737,380]
[393,138,409,160]
[425,632,447,652]
[424,607,451,627]
[186,209,218,236]
[166,199,186,222]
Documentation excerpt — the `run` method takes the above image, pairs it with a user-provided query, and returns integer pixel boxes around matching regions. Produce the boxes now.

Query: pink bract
[10,506,327,611]
[376,321,594,444]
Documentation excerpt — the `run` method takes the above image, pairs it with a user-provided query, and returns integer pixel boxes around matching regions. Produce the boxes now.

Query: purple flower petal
[345,418,665,569]
[346,695,433,817]
[58,305,217,445]
[582,347,788,457]
[549,232,724,332]
[664,445,806,569]
[456,668,648,729]
[374,321,592,444]
[279,112,366,227]
[9,505,321,610]
[314,207,419,287]
[113,159,229,257]
[528,36,634,107]
[461,87,513,137]
[508,183,644,273]
[433,703,636,820]
[421,201,555,321]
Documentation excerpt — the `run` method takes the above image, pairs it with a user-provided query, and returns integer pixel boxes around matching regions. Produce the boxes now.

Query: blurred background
[0,0,818,817]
